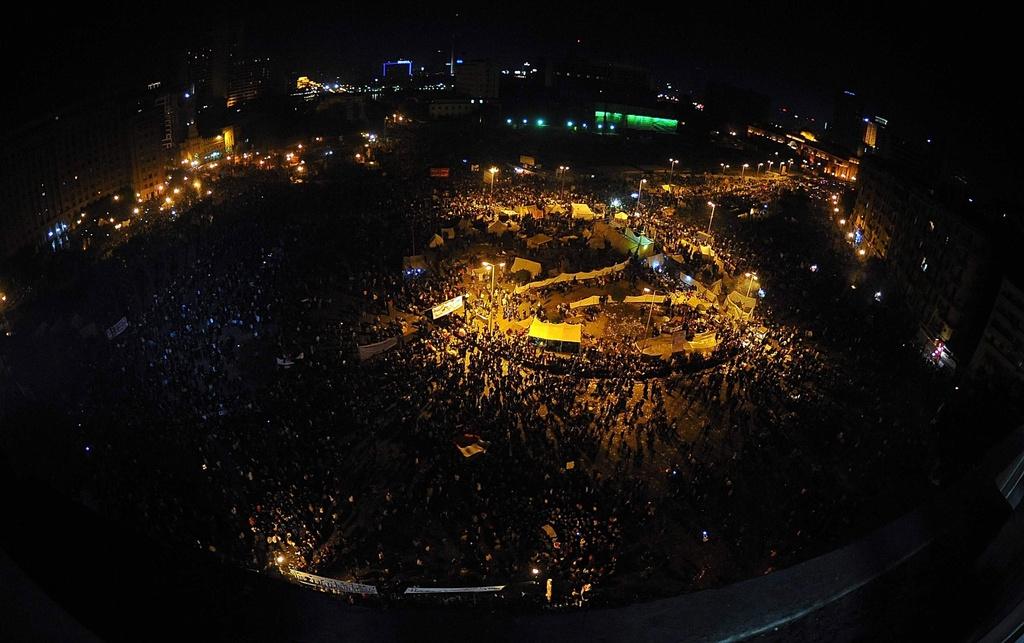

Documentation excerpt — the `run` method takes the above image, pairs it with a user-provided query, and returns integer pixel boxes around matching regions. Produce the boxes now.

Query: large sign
[429,295,464,320]
[290,569,379,595]
[429,167,450,178]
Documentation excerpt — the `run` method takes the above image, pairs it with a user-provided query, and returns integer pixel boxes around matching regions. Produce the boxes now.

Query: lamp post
[741,163,749,177]
[482,261,504,334]
[767,161,774,173]
[642,287,658,340]
[757,162,763,175]
[744,272,759,297]
[557,165,569,196]
[706,201,717,234]
[668,158,678,185]
[488,167,499,204]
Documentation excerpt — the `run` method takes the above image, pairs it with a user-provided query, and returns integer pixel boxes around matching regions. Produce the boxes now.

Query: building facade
[968,276,1024,404]
[0,100,130,255]
[852,158,993,366]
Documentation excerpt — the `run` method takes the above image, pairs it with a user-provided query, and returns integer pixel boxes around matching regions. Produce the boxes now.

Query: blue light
[506,118,513,124]
[522,118,528,124]
[566,120,574,127]
[609,124,615,130]
[536,118,545,126]
[597,123,603,129]
[630,192,639,199]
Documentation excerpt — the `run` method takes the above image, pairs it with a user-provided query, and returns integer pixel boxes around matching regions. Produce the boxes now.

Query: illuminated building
[226,55,274,107]
[594,109,678,133]
[382,60,413,82]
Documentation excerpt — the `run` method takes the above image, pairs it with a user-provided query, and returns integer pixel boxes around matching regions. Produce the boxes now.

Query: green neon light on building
[595,111,677,132]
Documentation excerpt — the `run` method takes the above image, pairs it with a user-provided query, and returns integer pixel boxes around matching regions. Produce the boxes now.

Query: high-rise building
[226,55,274,107]
[830,89,865,153]
[0,99,131,256]
[454,60,499,99]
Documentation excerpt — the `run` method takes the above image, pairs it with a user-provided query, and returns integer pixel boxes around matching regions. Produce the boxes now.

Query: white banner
[289,569,379,595]
[404,585,506,594]
[357,336,398,361]
[429,295,464,320]
[105,316,129,340]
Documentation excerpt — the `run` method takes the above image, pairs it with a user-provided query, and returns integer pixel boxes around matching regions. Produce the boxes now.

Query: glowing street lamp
[635,178,647,213]
[744,272,759,296]
[668,158,678,185]
[642,287,658,340]
[757,162,763,175]
[488,167,499,204]
[707,201,717,234]
[741,163,750,177]
[482,261,505,334]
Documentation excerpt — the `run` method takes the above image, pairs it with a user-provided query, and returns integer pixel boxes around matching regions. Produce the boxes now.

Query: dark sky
[4,2,1020,200]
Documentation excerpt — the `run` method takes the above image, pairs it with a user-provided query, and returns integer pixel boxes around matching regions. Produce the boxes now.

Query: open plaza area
[1,146,959,609]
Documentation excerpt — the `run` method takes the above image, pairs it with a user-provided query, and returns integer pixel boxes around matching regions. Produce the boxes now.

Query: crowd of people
[0,149,950,609]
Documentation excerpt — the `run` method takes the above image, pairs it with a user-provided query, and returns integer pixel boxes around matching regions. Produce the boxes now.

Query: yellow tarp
[527,318,582,344]
[571,203,596,220]
[569,295,602,309]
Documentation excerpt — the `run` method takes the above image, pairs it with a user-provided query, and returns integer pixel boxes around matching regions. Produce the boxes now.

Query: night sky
[4,3,1020,201]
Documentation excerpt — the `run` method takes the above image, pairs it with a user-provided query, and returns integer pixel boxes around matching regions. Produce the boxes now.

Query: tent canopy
[510,257,543,278]
[571,203,596,220]
[487,221,509,235]
[526,233,553,248]
[428,234,444,248]
[569,295,602,309]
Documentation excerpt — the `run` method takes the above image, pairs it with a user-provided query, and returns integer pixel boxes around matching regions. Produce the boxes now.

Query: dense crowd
[1,156,948,609]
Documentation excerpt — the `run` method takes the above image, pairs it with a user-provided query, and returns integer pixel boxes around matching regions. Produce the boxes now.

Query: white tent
[510,257,543,278]
[487,221,510,235]
[428,233,445,248]
[623,293,668,305]
[526,233,554,249]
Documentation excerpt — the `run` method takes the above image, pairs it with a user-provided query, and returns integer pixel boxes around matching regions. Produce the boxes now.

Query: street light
[488,167,499,204]
[482,261,505,334]
[744,272,759,296]
[557,165,570,196]
[706,201,717,234]
[757,162,763,175]
[741,163,749,177]
[767,161,774,173]
[642,287,658,340]
[636,177,647,208]
[668,158,678,185]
